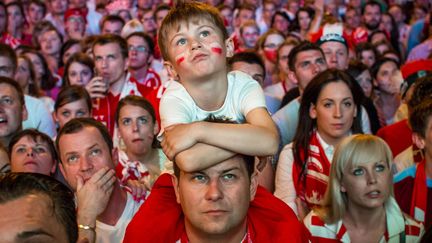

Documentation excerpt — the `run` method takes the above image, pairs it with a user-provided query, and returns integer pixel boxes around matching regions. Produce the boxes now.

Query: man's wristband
[78,224,96,232]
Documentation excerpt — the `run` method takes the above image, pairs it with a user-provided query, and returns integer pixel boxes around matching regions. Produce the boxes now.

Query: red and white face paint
[166,21,230,81]
[209,42,223,55]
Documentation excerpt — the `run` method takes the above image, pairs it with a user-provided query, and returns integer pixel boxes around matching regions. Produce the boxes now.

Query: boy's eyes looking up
[173,28,214,47]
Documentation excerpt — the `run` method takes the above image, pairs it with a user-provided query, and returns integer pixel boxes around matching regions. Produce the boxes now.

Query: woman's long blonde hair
[317,134,394,223]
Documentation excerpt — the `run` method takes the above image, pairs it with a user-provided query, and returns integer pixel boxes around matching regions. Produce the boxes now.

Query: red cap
[64,8,87,24]
[401,60,432,79]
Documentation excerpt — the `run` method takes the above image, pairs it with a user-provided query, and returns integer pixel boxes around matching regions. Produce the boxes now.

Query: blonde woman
[303,134,424,242]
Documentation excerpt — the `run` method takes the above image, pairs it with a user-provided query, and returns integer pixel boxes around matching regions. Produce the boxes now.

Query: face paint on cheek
[211,47,222,54]
[209,42,223,55]
[175,54,185,66]
[176,57,184,65]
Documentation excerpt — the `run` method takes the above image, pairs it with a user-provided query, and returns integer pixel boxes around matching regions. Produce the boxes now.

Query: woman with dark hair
[271,10,291,36]
[115,95,167,200]
[8,129,58,176]
[291,7,315,40]
[371,57,401,125]
[347,61,383,134]
[60,39,82,69]
[15,54,55,112]
[54,85,92,129]
[275,69,363,219]
[62,53,95,87]
[379,13,402,58]
[22,49,61,100]
[304,134,424,242]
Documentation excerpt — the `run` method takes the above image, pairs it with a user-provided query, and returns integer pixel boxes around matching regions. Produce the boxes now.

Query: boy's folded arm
[175,143,235,172]
[196,107,279,156]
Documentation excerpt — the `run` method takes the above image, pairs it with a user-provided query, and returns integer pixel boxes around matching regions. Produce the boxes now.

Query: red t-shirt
[92,76,161,136]
[123,173,308,243]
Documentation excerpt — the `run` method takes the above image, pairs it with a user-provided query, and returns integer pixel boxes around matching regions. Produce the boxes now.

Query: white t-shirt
[95,193,143,243]
[159,70,266,129]
[23,95,56,138]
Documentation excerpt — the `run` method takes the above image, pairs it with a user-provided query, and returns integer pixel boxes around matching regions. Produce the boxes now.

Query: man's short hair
[8,129,58,163]
[410,99,432,138]
[234,4,256,18]
[228,51,265,78]
[288,41,324,71]
[32,20,63,49]
[0,173,77,243]
[126,32,155,55]
[158,1,228,62]
[92,34,129,59]
[55,118,113,163]
[29,0,46,15]
[0,77,25,106]
[100,14,126,30]
[154,3,170,20]
[0,44,17,74]
[361,0,382,15]
[408,76,432,110]
[239,20,258,35]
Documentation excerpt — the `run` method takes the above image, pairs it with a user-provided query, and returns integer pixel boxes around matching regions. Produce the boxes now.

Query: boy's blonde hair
[317,134,394,223]
[158,1,228,62]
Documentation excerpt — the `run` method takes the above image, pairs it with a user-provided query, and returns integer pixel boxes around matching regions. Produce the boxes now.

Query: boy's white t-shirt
[95,193,143,243]
[159,70,267,129]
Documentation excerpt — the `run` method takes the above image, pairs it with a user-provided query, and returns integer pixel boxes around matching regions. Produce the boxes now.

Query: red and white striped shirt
[303,197,424,243]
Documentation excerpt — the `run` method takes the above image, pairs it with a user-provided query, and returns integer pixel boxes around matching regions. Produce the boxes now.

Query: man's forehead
[59,126,101,150]
[320,41,347,51]
[189,155,247,175]
[0,83,19,97]
[94,43,121,54]
[296,50,323,63]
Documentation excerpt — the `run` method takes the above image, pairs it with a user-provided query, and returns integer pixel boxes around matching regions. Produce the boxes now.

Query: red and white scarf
[410,160,427,223]
[293,132,332,208]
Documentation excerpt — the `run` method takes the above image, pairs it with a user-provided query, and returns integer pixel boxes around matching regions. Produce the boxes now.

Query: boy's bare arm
[162,107,279,162]
[175,143,235,172]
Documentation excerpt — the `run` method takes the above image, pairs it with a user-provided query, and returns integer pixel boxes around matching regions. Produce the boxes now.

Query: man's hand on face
[76,167,117,224]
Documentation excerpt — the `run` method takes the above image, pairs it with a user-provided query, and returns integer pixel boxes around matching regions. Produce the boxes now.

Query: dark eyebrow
[220,166,241,174]
[17,229,53,239]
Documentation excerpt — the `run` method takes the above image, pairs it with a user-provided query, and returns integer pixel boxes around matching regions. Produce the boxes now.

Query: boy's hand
[161,123,198,160]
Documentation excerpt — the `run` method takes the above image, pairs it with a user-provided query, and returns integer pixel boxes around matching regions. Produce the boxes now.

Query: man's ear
[59,162,66,178]
[21,104,28,121]
[225,37,234,58]
[153,121,159,136]
[412,133,425,150]
[147,54,154,66]
[287,70,298,85]
[111,147,119,166]
[172,174,181,204]
[164,61,179,81]
[309,103,317,119]
[249,171,259,201]
[124,57,129,72]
